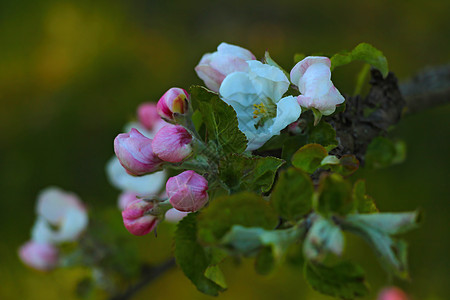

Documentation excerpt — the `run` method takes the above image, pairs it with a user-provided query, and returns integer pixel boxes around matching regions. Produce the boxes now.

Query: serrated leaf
[175,213,225,296]
[197,192,278,244]
[304,261,369,299]
[330,42,389,78]
[341,211,420,278]
[317,173,354,216]
[303,216,344,262]
[219,154,284,194]
[292,144,328,174]
[365,137,406,169]
[190,86,247,154]
[271,168,314,220]
[308,121,338,151]
[352,180,378,214]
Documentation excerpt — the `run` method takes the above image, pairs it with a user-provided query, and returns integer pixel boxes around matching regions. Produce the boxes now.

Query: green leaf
[341,211,420,278]
[308,121,338,151]
[352,180,378,213]
[264,51,290,79]
[271,168,314,220]
[175,213,225,295]
[330,42,389,78]
[321,155,360,177]
[365,137,406,169]
[197,192,279,244]
[190,85,247,154]
[303,216,344,262]
[204,265,227,289]
[255,246,276,275]
[317,173,354,216]
[191,109,203,131]
[304,261,369,299]
[222,225,304,257]
[292,144,328,174]
[219,154,284,194]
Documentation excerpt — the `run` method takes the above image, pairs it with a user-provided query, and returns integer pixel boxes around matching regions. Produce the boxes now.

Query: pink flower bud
[195,42,256,92]
[166,170,209,212]
[137,102,163,131]
[114,128,163,176]
[18,241,59,271]
[290,56,345,116]
[118,191,138,211]
[156,88,189,121]
[122,199,158,236]
[377,287,409,300]
[152,125,192,163]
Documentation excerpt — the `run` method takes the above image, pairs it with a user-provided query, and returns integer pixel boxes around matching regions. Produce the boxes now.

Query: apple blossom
[156,88,189,121]
[114,128,163,176]
[220,60,302,151]
[195,42,256,92]
[118,191,138,211]
[290,56,345,115]
[137,102,164,131]
[106,157,167,196]
[152,125,193,163]
[31,187,88,244]
[18,241,59,271]
[122,199,158,236]
[166,170,209,212]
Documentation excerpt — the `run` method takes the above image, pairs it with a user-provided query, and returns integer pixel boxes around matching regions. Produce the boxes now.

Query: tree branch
[400,64,450,114]
[110,258,176,300]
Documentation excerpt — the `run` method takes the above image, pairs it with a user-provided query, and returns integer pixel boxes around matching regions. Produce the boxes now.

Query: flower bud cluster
[19,187,88,271]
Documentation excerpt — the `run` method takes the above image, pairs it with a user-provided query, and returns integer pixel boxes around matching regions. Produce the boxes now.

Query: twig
[110,258,176,300]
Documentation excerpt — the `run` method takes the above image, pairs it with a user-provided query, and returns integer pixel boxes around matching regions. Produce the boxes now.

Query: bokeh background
[1,0,449,299]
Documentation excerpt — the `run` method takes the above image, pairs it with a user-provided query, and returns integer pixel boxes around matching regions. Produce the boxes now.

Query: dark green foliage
[271,168,313,220]
[190,85,247,154]
[330,42,389,78]
[197,192,279,244]
[317,173,354,216]
[174,213,226,296]
[304,261,369,300]
[219,154,284,193]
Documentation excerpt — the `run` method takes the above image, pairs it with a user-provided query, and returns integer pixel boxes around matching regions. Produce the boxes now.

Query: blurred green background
[1,0,449,299]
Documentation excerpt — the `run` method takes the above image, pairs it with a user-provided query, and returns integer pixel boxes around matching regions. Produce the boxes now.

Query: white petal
[271,96,302,134]
[31,217,55,244]
[36,187,83,225]
[219,72,259,107]
[217,42,255,60]
[299,63,332,96]
[290,56,331,87]
[56,208,88,242]
[247,61,289,101]
[106,157,166,196]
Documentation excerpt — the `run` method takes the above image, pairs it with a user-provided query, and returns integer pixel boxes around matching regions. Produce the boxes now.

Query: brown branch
[110,258,176,300]
[400,64,450,115]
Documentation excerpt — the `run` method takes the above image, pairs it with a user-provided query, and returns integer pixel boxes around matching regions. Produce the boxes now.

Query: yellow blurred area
[0,0,449,299]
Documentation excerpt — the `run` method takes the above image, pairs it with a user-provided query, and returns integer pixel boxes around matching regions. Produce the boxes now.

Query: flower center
[252,98,277,129]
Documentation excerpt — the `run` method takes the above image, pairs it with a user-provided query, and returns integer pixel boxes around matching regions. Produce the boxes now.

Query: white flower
[290,56,345,115]
[31,187,88,244]
[106,156,167,196]
[219,60,302,151]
